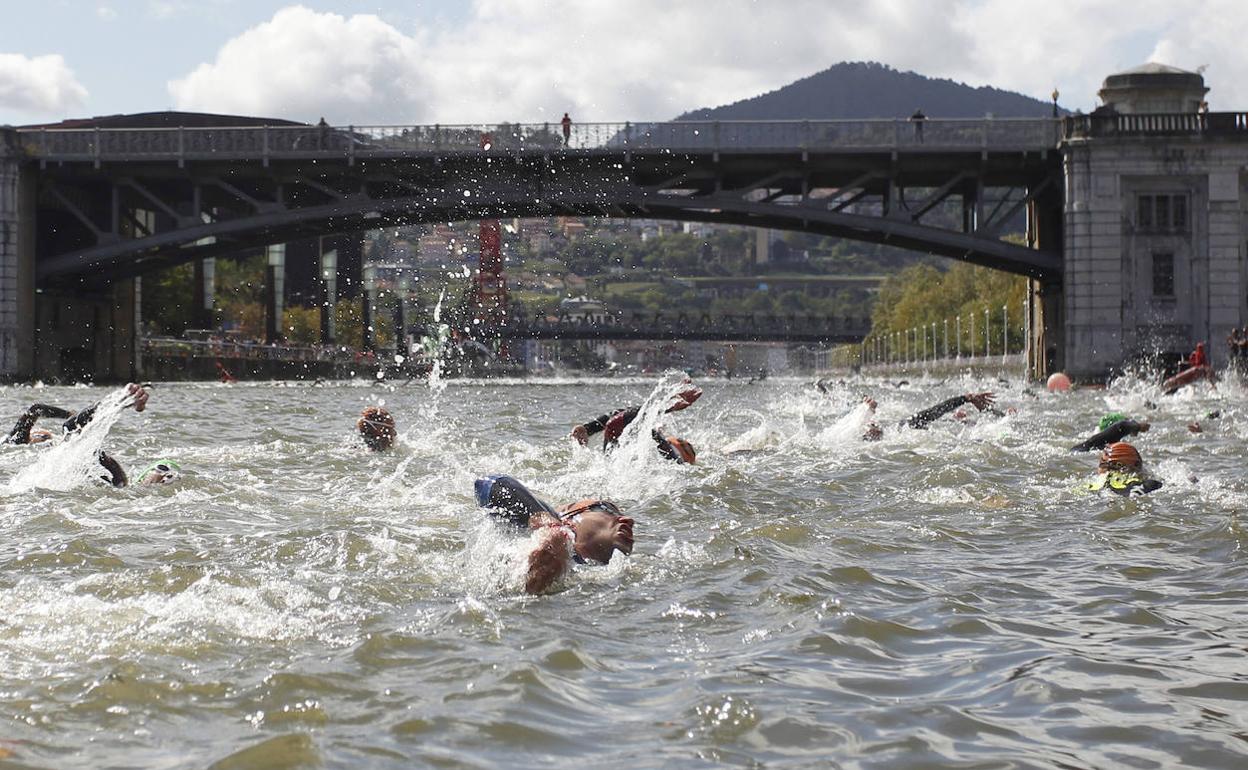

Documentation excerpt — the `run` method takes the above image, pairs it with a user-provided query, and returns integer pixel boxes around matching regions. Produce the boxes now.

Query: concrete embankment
[142,355,381,382]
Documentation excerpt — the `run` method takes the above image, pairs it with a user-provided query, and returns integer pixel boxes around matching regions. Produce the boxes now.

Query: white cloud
[96,5,117,20]
[168,6,431,123]
[167,1,1248,125]
[0,53,88,118]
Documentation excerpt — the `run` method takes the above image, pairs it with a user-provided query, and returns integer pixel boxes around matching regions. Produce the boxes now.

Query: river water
[1,373,1246,769]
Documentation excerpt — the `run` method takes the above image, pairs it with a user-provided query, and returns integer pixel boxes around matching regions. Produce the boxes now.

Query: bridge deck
[18,118,1061,163]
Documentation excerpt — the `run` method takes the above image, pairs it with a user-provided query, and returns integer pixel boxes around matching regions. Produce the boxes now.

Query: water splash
[424,289,450,399]
[7,387,136,493]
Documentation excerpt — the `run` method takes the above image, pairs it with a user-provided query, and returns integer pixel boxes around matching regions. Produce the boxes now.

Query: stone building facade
[1060,64,1246,377]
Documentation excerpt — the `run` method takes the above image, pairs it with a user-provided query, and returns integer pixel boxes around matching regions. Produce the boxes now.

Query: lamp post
[943,318,948,360]
[984,307,990,358]
[931,322,937,362]
[1002,304,1008,361]
[1051,88,1060,118]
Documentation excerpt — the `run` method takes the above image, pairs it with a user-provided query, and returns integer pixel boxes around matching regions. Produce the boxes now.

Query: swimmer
[4,403,75,445]
[1086,441,1163,496]
[357,406,396,451]
[1070,413,1150,452]
[571,381,702,451]
[135,459,181,485]
[475,475,634,594]
[652,429,696,464]
[860,391,995,440]
[5,383,151,486]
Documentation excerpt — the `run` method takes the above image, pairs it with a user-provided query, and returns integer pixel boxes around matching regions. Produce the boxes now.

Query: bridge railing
[18,117,1061,162]
[1064,111,1248,140]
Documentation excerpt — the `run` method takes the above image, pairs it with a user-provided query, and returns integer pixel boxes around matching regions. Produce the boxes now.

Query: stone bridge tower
[1061,63,1245,378]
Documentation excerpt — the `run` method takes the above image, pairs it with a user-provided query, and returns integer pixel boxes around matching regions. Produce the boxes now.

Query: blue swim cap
[474,475,501,507]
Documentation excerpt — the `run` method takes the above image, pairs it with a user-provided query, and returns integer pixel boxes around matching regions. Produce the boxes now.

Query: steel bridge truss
[29,140,1062,285]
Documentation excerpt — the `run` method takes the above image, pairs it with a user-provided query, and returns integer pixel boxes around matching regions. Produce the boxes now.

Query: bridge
[17,117,1062,283]
[499,312,872,344]
[4,62,1248,382]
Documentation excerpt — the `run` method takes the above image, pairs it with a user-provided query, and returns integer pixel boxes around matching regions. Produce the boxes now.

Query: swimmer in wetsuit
[5,383,151,486]
[860,391,996,440]
[1086,441,1163,496]
[475,475,635,594]
[4,403,75,445]
[571,382,701,457]
[1070,413,1150,452]
[357,407,396,451]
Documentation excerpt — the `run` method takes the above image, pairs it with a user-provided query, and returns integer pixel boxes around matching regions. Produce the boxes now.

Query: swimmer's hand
[125,383,149,413]
[571,425,589,446]
[862,396,877,412]
[1135,421,1151,433]
[666,385,702,413]
[966,392,995,411]
[526,526,573,594]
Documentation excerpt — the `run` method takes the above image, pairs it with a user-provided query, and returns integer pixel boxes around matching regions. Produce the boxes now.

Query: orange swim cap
[358,407,397,450]
[666,436,697,464]
[1100,441,1142,470]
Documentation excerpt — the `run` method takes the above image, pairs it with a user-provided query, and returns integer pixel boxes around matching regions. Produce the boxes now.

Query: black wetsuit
[578,406,640,449]
[903,395,975,429]
[5,404,74,445]
[476,475,556,528]
[1069,419,1148,453]
[5,402,126,486]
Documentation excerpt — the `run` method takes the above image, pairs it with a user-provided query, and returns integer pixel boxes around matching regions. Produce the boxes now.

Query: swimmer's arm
[904,395,968,429]
[63,403,99,434]
[525,525,573,594]
[578,408,625,437]
[602,406,641,446]
[1069,419,1146,452]
[5,404,73,444]
[98,452,127,487]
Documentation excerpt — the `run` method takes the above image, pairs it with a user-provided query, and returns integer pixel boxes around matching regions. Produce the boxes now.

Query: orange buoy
[1046,372,1072,392]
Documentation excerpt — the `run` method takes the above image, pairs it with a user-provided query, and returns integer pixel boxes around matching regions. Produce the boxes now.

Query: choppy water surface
[1,373,1247,769]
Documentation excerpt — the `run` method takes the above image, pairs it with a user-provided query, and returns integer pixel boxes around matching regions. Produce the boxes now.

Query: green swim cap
[1098,412,1127,431]
[138,458,181,484]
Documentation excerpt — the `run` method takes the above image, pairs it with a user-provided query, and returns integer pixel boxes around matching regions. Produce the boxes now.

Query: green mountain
[676,61,1058,121]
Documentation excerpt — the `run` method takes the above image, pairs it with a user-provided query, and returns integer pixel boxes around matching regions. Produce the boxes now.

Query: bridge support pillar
[0,129,35,381]
[265,244,285,344]
[319,242,337,345]
[192,258,215,330]
[361,264,374,352]
[393,278,408,357]
[32,278,140,383]
[1028,181,1065,380]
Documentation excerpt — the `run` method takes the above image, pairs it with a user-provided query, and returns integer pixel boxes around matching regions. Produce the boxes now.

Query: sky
[1,1,1244,126]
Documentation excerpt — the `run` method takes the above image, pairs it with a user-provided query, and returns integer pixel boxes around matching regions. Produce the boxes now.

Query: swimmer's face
[572,511,634,564]
[141,470,173,485]
[29,429,53,444]
[140,462,180,485]
[862,422,883,441]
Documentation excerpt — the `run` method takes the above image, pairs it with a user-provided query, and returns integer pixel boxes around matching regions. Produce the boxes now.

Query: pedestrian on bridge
[909,109,926,144]
[561,112,572,146]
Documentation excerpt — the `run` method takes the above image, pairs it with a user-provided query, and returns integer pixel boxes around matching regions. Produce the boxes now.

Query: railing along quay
[499,312,872,342]
[833,299,1031,371]
[17,118,1062,163]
